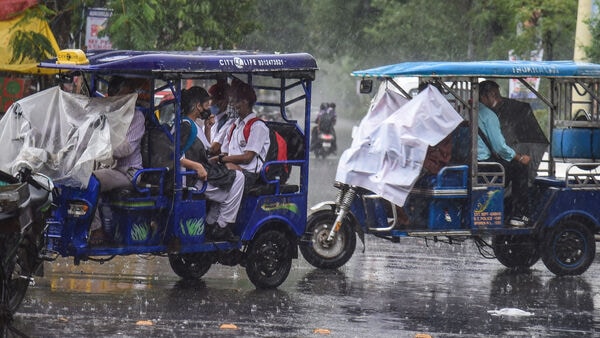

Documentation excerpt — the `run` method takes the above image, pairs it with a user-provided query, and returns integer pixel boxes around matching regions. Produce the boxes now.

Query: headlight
[68,201,90,217]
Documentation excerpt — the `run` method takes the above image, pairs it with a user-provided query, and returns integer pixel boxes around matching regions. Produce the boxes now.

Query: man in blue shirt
[478,81,531,226]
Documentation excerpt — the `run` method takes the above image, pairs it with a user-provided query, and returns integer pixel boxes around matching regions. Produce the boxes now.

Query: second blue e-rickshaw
[301,60,600,277]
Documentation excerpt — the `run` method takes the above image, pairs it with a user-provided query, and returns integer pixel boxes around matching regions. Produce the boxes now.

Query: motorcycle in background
[312,111,337,159]
[0,167,54,333]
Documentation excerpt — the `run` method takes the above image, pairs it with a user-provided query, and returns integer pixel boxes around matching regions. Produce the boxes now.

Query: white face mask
[491,97,500,108]
[228,104,239,119]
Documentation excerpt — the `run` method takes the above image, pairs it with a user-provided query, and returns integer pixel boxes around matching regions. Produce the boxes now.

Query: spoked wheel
[300,209,356,269]
[541,220,595,276]
[168,252,214,279]
[492,234,540,270]
[245,230,293,289]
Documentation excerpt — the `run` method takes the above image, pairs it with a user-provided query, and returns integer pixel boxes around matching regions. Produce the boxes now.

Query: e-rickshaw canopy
[351,60,600,78]
[39,49,318,77]
[341,60,600,207]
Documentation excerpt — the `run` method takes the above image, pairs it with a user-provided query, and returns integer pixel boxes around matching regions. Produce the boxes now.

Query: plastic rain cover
[336,85,464,206]
[0,86,137,187]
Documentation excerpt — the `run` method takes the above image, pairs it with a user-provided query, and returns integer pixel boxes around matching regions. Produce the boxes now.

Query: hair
[234,81,257,106]
[181,86,211,114]
[107,76,128,96]
[479,80,500,99]
[208,80,230,100]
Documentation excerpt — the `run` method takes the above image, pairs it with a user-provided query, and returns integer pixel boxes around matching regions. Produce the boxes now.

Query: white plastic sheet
[0,86,137,187]
[336,85,464,206]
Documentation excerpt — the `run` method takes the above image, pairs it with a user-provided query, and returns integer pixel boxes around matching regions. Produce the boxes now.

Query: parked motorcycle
[0,167,53,330]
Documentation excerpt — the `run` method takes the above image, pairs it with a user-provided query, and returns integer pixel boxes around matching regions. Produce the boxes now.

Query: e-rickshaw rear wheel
[245,230,293,289]
[541,219,595,276]
[300,209,356,269]
[492,234,540,270]
[168,252,213,279]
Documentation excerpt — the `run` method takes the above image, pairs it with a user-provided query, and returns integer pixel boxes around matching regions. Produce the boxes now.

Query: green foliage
[9,5,57,63]
[585,0,600,62]
[101,0,258,50]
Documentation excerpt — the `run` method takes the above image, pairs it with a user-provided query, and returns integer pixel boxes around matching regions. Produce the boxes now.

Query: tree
[238,0,312,52]
[8,5,57,64]
[497,0,577,60]
[585,0,600,62]
[102,0,259,50]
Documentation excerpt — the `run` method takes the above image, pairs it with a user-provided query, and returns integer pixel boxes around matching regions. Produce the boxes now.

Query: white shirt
[224,112,270,173]
[193,119,211,148]
[211,111,235,145]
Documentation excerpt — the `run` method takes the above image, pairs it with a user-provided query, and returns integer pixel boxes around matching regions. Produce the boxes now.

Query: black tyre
[492,234,540,269]
[245,230,293,289]
[541,220,595,276]
[300,209,356,269]
[168,252,213,279]
[0,236,30,315]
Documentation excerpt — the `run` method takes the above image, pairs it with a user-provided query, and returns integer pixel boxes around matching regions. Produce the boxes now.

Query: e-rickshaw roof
[351,60,600,78]
[38,49,318,76]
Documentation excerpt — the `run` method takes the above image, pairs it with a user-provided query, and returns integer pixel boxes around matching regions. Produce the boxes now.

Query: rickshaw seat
[534,176,567,188]
[246,183,300,196]
[412,165,468,196]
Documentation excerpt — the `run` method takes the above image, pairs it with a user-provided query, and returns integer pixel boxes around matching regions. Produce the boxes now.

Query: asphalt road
[9,235,600,337]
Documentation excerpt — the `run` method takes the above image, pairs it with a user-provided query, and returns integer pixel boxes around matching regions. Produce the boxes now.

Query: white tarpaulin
[336,85,464,206]
[0,86,137,187]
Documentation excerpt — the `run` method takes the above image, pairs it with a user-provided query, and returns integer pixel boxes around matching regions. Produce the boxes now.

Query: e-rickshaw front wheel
[300,209,356,269]
[492,234,540,270]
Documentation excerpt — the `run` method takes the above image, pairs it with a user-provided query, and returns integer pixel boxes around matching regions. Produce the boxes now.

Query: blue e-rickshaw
[1,48,317,292]
[301,60,600,276]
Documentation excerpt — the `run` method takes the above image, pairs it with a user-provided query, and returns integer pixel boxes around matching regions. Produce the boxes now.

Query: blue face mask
[210,105,220,115]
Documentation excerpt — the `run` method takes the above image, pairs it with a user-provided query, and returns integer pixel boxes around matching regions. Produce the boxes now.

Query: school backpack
[141,116,197,187]
[228,117,290,183]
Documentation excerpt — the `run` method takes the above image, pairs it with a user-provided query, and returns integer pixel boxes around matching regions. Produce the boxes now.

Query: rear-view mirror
[359,79,373,94]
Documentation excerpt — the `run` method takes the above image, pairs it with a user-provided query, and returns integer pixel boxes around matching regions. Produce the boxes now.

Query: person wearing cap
[208,80,233,155]
[178,86,244,242]
[216,81,270,189]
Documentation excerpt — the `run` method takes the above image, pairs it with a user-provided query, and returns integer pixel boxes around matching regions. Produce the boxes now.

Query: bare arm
[180,158,208,181]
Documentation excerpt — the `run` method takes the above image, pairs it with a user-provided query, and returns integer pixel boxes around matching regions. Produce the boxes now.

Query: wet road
[7,118,600,337]
[10,238,600,337]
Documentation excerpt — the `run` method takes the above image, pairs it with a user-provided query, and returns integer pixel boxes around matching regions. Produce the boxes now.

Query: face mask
[210,105,220,115]
[228,104,239,119]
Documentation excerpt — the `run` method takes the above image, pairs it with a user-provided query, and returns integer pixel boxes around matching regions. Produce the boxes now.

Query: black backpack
[141,118,196,187]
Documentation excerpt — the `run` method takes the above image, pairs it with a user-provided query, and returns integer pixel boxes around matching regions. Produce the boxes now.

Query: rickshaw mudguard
[238,193,308,241]
[532,185,600,232]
